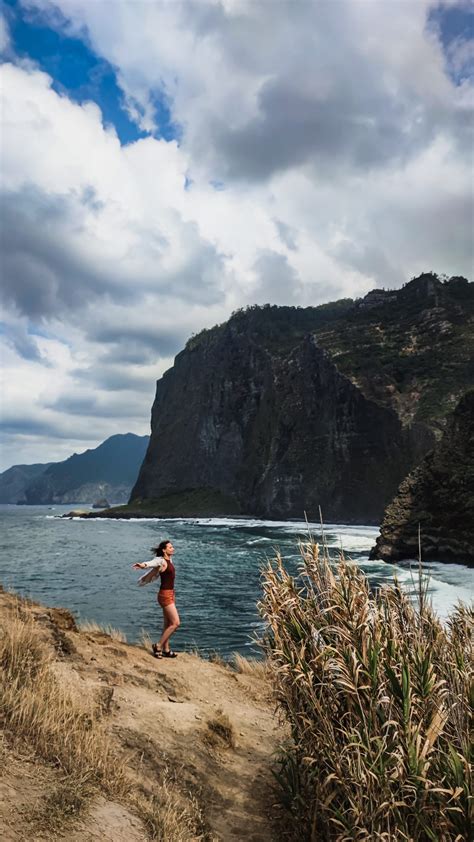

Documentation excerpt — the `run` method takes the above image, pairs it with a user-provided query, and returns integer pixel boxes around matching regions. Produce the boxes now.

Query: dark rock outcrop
[92,498,111,509]
[131,273,473,523]
[132,330,431,523]
[370,392,474,564]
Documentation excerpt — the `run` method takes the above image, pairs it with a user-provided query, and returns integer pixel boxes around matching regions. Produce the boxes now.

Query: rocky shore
[370,391,474,565]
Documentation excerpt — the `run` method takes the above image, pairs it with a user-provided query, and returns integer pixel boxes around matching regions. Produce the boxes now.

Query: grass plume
[259,542,473,841]
[78,619,127,642]
[231,652,268,677]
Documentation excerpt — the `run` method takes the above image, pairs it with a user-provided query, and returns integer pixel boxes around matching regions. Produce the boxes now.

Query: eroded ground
[0,589,284,841]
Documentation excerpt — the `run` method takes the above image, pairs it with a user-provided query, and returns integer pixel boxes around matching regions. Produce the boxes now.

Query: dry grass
[131,767,211,842]
[0,611,127,833]
[259,542,473,841]
[25,778,90,834]
[0,612,125,791]
[232,652,268,678]
[204,709,236,750]
[208,649,227,667]
[139,629,153,652]
[78,618,127,642]
[0,607,214,840]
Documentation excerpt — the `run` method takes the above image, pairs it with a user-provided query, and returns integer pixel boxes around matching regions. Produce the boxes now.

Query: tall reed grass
[259,542,472,841]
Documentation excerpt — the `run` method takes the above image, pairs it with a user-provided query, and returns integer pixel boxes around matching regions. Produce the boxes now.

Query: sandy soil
[0,590,284,841]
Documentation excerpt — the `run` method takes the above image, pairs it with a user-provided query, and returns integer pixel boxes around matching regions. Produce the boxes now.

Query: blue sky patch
[2,0,180,144]
[428,3,473,84]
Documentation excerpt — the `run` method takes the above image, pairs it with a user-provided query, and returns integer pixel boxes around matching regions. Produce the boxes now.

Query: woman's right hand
[132,562,145,569]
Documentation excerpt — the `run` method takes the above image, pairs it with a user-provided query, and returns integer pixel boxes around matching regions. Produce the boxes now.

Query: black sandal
[152,644,163,659]
[162,650,178,658]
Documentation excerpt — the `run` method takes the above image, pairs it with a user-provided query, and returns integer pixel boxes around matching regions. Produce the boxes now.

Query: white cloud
[0,0,472,470]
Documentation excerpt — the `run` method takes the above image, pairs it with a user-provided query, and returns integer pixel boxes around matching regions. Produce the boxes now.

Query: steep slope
[0,462,51,504]
[370,391,474,565]
[24,434,149,505]
[0,588,281,842]
[130,273,472,523]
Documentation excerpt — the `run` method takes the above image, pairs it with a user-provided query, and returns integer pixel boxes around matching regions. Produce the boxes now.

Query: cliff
[22,434,149,505]
[370,391,474,565]
[0,461,52,504]
[130,273,472,523]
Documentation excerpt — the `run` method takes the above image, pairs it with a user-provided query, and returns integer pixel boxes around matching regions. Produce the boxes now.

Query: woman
[132,539,180,659]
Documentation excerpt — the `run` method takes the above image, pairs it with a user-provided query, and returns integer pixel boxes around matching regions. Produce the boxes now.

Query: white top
[142,557,166,570]
[137,556,166,586]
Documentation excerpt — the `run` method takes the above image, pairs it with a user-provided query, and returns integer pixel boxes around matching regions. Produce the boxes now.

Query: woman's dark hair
[152,540,172,557]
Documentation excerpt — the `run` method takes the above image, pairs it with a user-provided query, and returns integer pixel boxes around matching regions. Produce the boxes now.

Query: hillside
[128,273,472,523]
[0,462,52,504]
[0,587,281,842]
[8,434,150,505]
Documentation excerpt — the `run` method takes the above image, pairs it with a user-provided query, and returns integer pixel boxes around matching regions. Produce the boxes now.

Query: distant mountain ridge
[0,434,149,505]
[0,463,52,504]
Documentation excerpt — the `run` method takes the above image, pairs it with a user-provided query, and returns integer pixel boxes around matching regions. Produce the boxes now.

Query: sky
[0,0,473,472]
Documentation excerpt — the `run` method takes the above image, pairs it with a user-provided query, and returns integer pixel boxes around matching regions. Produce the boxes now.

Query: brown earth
[0,589,285,841]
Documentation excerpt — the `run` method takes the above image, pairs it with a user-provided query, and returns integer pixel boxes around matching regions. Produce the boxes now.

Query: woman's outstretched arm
[132,558,167,570]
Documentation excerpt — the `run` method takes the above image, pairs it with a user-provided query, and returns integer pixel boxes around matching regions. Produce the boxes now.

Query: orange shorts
[158,589,175,608]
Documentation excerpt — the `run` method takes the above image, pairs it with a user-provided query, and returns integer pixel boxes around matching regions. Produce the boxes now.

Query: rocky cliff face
[370,391,474,565]
[0,462,51,504]
[131,273,472,523]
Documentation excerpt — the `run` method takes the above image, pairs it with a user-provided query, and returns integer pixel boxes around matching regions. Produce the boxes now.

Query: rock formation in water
[370,391,474,565]
[17,434,149,505]
[131,273,473,523]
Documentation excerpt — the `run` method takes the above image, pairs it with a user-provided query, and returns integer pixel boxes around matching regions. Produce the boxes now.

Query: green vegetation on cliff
[316,274,474,430]
[187,273,473,434]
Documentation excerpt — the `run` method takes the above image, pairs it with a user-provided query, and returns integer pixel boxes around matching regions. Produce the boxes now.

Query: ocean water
[0,505,472,658]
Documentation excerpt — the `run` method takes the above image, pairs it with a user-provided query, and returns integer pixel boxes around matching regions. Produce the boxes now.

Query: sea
[0,504,472,658]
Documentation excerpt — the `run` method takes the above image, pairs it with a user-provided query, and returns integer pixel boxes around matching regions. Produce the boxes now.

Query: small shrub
[204,710,235,750]
[25,777,90,834]
[131,767,209,842]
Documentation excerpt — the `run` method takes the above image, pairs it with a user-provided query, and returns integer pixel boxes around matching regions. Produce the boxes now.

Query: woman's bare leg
[158,604,180,651]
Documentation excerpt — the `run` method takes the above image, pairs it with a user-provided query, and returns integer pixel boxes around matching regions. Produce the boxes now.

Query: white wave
[325,535,378,553]
[155,515,379,533]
